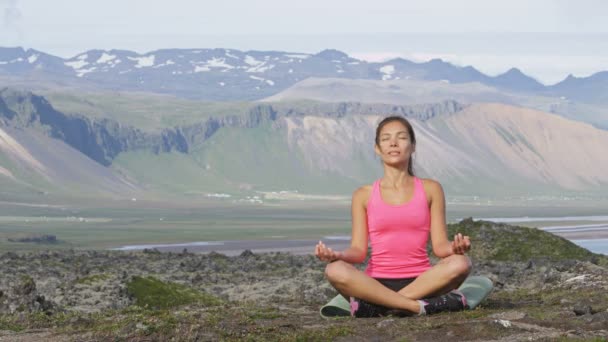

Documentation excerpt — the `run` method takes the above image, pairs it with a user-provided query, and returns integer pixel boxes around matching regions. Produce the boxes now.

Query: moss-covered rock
[126,276,221,310]
[14,275,36,296]
[75,273,110,285]
[446,218,606,265]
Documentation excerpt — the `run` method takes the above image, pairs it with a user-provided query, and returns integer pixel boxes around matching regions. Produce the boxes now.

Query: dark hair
[375,116,416,176]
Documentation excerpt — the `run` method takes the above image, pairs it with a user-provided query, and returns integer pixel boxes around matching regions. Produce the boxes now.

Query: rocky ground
[0,219,607,341]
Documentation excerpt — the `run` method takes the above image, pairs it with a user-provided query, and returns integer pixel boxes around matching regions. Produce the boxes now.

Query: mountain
[2,89,608,199]
[488,68,545,92]
[262,77,520,105]
[3,47,602,103]
[549,71,608,104]
[262,77,608,130]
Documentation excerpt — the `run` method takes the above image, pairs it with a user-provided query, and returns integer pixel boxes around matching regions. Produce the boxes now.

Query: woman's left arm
[426,180,471,258]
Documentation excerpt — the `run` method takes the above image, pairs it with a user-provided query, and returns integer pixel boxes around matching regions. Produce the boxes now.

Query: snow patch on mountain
[65,60,89,70]
[247,64,274,73]
[245,55,262,66]
[154,59,175,69]
[128,55,155,68]
[96,53,116,64]
[206,58,234,70]
[194,65,210,73]
[27,54,39,64]
[249,75,275,86]
[380,65,395,80]
[285,54,310,59]
[225,51,239,59]
[76,67,96,77]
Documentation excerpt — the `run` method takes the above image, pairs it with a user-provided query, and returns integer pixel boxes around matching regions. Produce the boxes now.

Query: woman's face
[374,120,415,166]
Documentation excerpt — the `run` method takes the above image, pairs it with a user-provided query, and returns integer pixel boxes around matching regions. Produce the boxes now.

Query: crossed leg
[325,254,471,314]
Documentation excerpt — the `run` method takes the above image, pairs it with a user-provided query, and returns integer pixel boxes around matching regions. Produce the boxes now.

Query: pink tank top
[365,177,432,278]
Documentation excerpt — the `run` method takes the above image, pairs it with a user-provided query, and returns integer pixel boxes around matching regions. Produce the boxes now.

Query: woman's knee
[324,261,353,285]
[446,254,472,278]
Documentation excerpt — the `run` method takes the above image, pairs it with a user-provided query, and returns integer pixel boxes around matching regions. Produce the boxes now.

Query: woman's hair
[375,116,416,176]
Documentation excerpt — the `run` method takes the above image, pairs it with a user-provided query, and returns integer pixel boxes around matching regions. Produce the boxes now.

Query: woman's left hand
[452,233,471,255]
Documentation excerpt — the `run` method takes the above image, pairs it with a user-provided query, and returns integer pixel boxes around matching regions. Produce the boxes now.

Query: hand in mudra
[452,233,471,254]
[315,241,343,262]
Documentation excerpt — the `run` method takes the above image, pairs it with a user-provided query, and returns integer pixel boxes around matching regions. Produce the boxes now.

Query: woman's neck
[382,166,412,187]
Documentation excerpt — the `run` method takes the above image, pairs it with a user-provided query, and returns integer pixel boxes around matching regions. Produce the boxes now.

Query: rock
[573,305,594,316]
[489,311,527,320]
[590,311,608,322]
[565,275,586,283]
[543,270,560,284]
[494,319,512,328]
[376,319,395,328]
[240,249,255,258]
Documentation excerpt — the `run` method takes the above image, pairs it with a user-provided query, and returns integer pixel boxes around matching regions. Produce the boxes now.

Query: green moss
[458,308,491,319]
[19,275,36,293]
[540,287,608,310]
[0,311,82,332]
[447,218,605,263]
[0,317,25,332]
[126,276,221,310]
[246,306,283,320]
[291,325,353,341]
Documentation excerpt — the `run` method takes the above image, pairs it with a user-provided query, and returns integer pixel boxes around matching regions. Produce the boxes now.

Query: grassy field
[1,196,608,252]
[0,201,351,251]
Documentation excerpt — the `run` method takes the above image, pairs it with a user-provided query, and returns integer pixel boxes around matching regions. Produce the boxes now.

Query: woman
[315,116,472,317]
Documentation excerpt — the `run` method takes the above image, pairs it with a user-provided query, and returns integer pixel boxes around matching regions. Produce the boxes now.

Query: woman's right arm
[316,186,369,263]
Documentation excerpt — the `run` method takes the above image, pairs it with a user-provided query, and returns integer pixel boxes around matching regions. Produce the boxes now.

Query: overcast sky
[1,0,607,84]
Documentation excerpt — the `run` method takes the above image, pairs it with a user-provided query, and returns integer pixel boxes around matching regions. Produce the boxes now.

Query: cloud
[1,0,21,26]
[0,0,23,44]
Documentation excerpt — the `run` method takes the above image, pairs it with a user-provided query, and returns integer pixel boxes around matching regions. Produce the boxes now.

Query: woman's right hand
[315,241,343,262]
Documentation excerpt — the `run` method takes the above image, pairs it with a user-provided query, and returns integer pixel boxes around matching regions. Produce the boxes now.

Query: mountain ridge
[2,89,607,198]
[1,47,604,103]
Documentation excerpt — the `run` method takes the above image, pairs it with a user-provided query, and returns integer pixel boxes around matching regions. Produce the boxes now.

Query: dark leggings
[352,277,418,316]
[342,277,418,304]
[375,277,417,292]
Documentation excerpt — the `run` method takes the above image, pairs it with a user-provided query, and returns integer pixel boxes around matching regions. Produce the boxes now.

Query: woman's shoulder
[352,184,374,206]
[353,184,373,198]
[419,178,444,197]
[419,177,442,188]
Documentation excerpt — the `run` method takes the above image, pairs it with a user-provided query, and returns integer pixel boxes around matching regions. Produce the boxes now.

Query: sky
[1,0,608,84]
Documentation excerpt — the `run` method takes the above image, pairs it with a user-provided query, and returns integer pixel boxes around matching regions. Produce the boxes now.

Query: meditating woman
[315,116,472,317]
